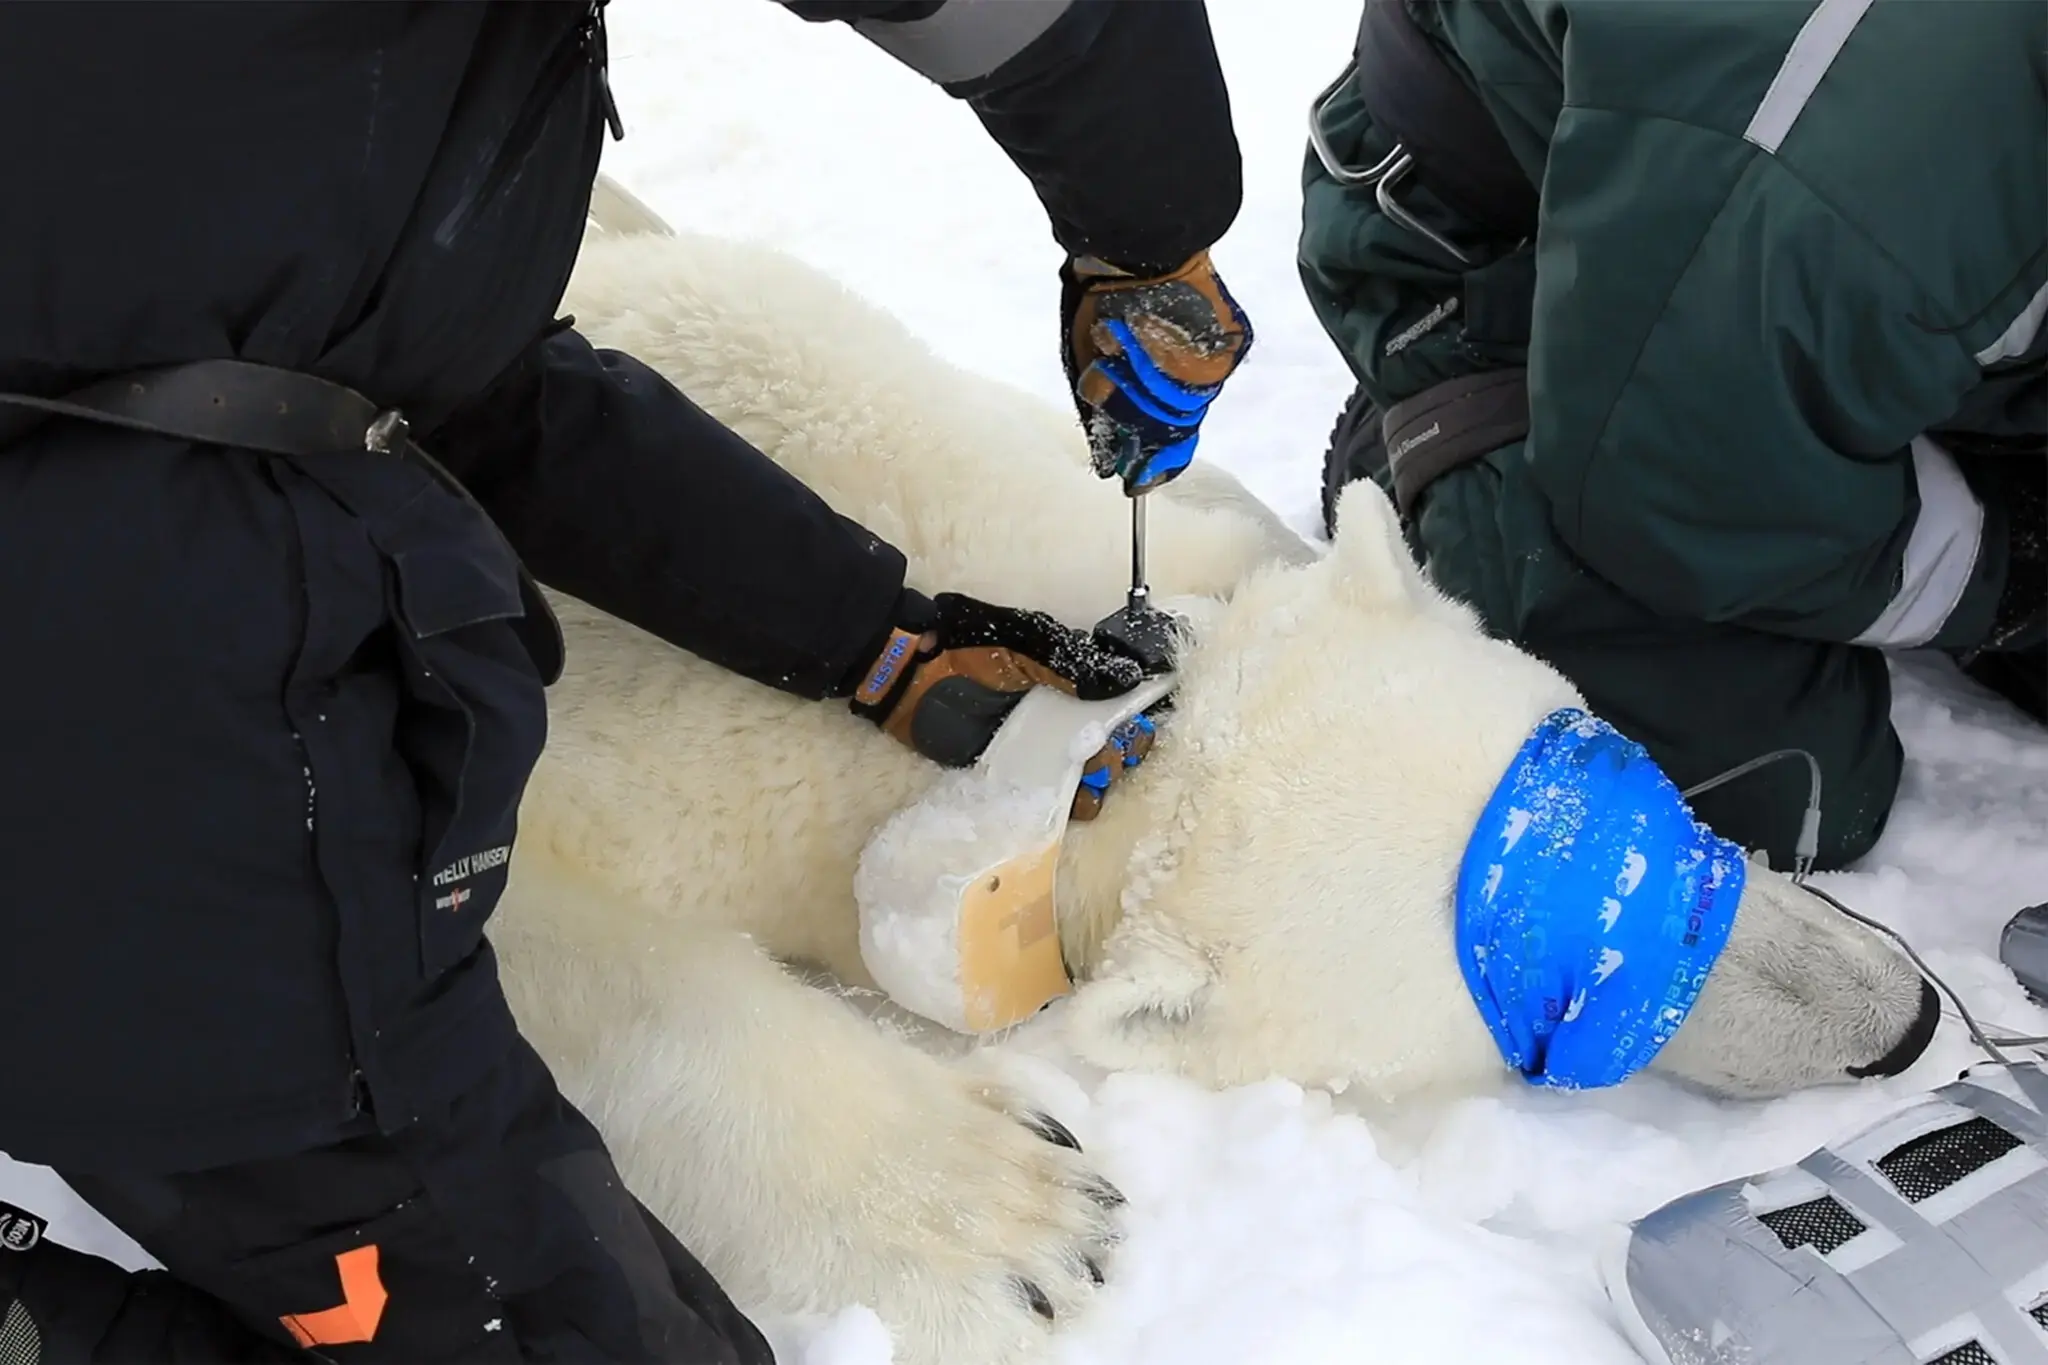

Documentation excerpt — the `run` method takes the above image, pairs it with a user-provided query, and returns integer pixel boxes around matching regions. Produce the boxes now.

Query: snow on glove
[1062,250,1252,494]
[843,589,1152,814]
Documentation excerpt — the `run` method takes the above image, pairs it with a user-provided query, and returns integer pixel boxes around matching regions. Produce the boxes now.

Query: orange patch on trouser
[280,1244,389,1348]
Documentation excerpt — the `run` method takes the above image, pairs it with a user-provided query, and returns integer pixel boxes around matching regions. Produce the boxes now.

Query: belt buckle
[364,409,410,455]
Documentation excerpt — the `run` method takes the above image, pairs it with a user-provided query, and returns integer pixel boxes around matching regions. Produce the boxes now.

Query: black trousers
[0,1037,774,1364]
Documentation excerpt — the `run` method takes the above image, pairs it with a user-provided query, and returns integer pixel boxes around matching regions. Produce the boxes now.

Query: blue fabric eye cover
[1455,708,1747,1090]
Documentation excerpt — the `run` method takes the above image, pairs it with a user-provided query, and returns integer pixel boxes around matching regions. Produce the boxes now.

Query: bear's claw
[1025,1111,1082,1151]
[1016,1276,1057,1321]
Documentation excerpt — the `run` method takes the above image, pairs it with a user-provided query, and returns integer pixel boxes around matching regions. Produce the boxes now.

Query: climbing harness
[1307,0,1540,266]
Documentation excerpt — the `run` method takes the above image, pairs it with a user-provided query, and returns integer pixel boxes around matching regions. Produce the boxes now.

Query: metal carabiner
[1308,60,1405,187]
[1374,157,1474,266]
[1307,59,1475,266]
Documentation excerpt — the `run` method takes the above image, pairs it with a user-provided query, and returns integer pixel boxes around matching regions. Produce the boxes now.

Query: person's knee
[1320,382,1386,540]
[1683,718,1903,873]
[1518,632,1905,874]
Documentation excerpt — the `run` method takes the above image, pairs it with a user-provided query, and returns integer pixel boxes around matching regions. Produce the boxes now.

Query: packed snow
[4,4,2041,1363]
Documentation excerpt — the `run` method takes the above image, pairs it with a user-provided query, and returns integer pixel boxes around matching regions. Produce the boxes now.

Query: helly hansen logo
[0,1201,46,1252]
[435,886,473,913]
[430,844,511,887]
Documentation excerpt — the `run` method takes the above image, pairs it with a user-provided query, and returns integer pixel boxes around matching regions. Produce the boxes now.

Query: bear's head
[1057,479,1940,1103]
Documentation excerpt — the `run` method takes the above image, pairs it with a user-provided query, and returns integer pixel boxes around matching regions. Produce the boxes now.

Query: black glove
[1953,449,2044,723]
[841,588,1148,781]
[1949,448,2048,654]
[1973,450,2046,653]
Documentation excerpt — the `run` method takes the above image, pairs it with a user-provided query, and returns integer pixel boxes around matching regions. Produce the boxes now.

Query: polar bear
[482,179,1942,1365]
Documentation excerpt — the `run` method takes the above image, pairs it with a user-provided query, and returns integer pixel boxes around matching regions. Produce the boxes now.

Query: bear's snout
[1846,978,1941,1079]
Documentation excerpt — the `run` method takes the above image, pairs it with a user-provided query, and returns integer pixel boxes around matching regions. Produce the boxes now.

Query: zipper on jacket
[437,3,621,245]
[585,0,625,143]
[261,458,378,1132]
[346,1066,371,1122]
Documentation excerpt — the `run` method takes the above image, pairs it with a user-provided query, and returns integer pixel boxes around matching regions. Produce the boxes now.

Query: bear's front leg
[491,887,1122,1365]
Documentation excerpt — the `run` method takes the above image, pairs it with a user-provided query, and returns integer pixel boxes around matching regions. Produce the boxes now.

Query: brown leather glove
[842,589,1154,816]
[1061,249,1253,493]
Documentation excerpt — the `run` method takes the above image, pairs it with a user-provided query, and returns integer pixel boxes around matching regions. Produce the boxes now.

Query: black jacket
[1,0,1241,696]
[0,0,1240,1169]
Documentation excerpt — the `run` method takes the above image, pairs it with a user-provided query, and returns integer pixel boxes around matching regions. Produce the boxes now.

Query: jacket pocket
[365,486,549,978]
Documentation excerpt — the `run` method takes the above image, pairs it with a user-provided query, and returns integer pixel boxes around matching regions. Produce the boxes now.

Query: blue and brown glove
[842,588,1158,819]
[1069,711,1157,821]
[1062,249,1253,494]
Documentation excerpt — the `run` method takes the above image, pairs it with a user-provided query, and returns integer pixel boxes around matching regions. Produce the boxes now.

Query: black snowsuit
[0,1,1241,1359]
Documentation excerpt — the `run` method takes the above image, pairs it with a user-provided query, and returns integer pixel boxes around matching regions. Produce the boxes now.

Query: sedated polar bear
[485,178,1942,1365]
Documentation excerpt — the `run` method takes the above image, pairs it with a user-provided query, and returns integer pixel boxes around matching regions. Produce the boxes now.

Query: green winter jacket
[1300,0,2047,869]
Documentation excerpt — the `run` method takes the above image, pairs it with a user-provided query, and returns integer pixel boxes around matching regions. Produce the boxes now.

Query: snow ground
[4,4,2042,1363]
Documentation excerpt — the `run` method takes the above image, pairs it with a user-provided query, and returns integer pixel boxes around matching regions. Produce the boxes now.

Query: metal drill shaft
[1129,494,1149,612]
[1091,487,1176,676]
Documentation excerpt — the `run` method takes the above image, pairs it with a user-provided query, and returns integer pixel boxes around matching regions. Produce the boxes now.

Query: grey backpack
[1604,1061,2048,1365]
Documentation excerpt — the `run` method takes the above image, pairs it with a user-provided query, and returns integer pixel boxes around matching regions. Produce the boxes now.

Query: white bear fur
[485,180,1938,1365]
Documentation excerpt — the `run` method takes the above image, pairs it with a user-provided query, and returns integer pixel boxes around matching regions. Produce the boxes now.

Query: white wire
[1686,746,2026,1069]
[1680,748,1823,879]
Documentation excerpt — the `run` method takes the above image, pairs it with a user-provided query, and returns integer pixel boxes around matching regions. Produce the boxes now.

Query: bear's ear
[1328,479,1431,612]
[586,173,676,239]
[1061,917,1216,1072]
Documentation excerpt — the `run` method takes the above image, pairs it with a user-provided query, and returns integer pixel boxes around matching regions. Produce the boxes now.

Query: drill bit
[1093,490,1178,674]
[1129,492,1149,613]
